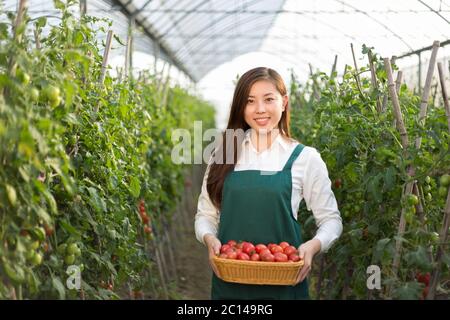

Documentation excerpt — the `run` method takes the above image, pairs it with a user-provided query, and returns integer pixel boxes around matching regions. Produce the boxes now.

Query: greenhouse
[0,0,449,301]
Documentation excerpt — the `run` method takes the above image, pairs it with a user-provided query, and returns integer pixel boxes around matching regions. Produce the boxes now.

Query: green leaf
[60,219,81,237]
[43,189,58,214]
[404,246,431,271]
[129,176,141,198]
[35,17,47,28]
[393,282,422,300]
[36,207,51,225]
[52,277,66,300]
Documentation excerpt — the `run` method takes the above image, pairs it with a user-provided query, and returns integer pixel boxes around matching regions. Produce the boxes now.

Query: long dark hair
[206,67,291,210]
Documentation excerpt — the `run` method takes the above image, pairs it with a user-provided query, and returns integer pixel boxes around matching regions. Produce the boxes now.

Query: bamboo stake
[152,239,169,299]
[384,59,408,147]
[4,0,28,98]
[427,62,450,299]
[384,58,415,289]
[33,27,41,50]
[98,30,114,85]
[161,65,172,108]
[368,50,382,113]
[309,63,320,101]
[80,0,87,17]
[415,41,440,149]
[350,43,363,97]
[395,71,403,95]
[330,54,338,79]
[165,228,178,281]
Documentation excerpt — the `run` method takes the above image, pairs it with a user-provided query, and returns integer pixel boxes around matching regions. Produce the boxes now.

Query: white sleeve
[302,148,343,253]
[194,160,220,245]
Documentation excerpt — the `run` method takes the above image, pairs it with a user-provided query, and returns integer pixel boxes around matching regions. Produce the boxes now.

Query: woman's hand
[203,233,222,277]
[295,239,321,284]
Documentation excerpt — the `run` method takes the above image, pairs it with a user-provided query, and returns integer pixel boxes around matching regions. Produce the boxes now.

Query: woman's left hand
[295,239,322,284]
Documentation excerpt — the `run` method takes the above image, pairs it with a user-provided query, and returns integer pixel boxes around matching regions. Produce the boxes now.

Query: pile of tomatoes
[217,240,302,262]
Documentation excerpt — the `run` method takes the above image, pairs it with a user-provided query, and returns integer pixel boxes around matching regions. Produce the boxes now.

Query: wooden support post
[427,62,450,299]
[98,30,114,86]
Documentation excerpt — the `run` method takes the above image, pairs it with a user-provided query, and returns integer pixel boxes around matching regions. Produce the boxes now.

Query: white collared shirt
[194,133,343,253]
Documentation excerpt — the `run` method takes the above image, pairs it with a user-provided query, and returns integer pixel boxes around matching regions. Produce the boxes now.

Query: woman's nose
[256,101,266,113]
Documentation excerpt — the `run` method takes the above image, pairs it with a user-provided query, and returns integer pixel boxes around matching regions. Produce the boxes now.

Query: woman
[194,67,342,299]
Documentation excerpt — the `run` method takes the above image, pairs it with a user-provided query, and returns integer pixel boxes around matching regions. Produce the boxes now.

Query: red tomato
[270,245,283,254]
[279,241,290,249]
[226,251,237,259]
[334,179,342,189]
[144,226,152,234]
[227,240,237,247]
[284,246,297,256]
[250,253,260,261]
[237,253,250,260]
[220,244,231,254]
[235,242,243,249]
[289,253,301,262]
[224,248,235,254]
[261,253,275,262]
[267,243,277,250]
[274,252,288,262]
[219,253,228,259]
[242,242,255,255]
[259,249,271,257]
[255,244,267,254]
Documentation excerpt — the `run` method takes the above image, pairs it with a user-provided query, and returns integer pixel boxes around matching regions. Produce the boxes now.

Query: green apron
[212,143,309,300]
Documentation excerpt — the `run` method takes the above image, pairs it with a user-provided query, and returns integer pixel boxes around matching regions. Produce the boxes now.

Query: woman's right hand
[203,233,222,277]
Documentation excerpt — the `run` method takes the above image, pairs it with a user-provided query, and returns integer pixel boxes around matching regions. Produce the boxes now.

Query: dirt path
[173,165,212,300]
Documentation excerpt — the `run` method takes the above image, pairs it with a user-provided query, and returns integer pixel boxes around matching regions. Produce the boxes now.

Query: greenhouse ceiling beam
[155,0,212,40]
[173,0,283,58]
[127,9,448,14]
[417,0,450,25]
[112,0,196,82]
[334,0,413,51]
[395,39,450,59]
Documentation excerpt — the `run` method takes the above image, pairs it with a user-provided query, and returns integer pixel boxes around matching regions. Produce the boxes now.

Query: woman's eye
[266,98,274,102]
[247,99,254,104]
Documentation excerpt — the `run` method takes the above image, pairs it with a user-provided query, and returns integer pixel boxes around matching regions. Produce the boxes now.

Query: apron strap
[283,144,304,171]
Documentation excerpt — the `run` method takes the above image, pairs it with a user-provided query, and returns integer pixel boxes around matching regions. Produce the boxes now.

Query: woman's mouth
[254,117,270,126]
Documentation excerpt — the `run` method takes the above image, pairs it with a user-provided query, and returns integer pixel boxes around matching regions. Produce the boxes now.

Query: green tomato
[49,96,62,108]
[424,185,432,192]
[426,193,432,201]
[57,243,67,255]
[31,252,42,266]
[440,174,450,187]
[65,254,75,265]
[67,243,78,255]
[30,87,39,102]
[74,247,81,257]
[18,71,30,85]
[25,249,35,260]
[405,210,414,224]
[406,194,419,206]
[439,186,448,198]
[425,176,431,184]
[32,227,46,241]
[28,240,40,250]
[45,85,60,101]
[5,184,17,207]
[2,262,25,285]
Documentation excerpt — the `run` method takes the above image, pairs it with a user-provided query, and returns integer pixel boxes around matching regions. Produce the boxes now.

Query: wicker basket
[212,256,304,286]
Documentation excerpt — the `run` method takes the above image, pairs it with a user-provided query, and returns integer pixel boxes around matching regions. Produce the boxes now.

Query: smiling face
[244,80,288,134]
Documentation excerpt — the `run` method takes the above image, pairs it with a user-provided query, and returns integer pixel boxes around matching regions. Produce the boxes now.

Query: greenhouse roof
[115,0,450,81]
